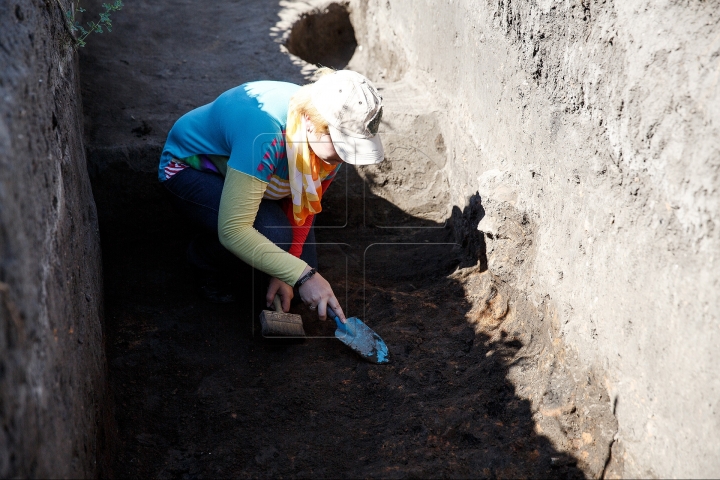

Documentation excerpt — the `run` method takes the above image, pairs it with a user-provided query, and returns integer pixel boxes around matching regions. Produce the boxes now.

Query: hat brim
[329,124,384,165]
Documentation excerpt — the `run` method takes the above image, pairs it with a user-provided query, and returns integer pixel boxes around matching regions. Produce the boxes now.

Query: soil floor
[102,217,583,479]
[80,0,586,477]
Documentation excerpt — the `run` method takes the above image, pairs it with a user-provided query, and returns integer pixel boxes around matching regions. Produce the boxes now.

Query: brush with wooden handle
[259,295,306,337]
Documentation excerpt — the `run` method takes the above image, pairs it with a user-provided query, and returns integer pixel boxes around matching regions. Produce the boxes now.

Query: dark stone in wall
[0,0,110,477]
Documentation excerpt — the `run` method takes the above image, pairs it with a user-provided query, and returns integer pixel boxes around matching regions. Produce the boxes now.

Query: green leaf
[65,0,123,48]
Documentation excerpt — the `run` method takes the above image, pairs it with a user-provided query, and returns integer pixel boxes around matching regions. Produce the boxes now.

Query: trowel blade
[333,316,390,364]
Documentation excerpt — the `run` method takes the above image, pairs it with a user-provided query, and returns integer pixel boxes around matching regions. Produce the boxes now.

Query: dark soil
[101,191,582,478]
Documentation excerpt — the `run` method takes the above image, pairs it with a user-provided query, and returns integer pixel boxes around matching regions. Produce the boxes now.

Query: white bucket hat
[310,70,384,165]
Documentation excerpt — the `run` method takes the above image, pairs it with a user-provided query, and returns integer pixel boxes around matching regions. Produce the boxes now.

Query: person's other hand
[297,267,346,323]
[266,277,293,312]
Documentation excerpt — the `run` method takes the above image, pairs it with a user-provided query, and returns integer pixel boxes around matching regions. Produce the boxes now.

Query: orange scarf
[285,110,337,226]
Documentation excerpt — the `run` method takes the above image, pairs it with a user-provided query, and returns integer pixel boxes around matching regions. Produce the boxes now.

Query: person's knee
[270,229,293,250]
[255,200,293,248]
[255,222,293,249]
[300,243,318,268]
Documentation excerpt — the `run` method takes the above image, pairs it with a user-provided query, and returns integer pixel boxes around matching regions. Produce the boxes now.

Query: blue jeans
[162,168,317,276]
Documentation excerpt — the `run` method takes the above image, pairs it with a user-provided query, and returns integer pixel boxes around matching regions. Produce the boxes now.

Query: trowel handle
[273,294,283,313]
[326,306,343,328]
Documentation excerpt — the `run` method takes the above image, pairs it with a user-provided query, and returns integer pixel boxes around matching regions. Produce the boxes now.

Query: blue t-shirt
[159,81,302,183]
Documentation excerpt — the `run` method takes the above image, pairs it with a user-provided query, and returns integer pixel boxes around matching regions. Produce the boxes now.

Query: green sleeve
[218,168,308,285]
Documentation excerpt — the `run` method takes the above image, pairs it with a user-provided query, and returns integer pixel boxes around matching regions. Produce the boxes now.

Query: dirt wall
[0,1,109,477]
[348,0,720,477]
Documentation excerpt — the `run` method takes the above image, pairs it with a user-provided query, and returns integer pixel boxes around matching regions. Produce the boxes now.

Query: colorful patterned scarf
[285,109,337,226]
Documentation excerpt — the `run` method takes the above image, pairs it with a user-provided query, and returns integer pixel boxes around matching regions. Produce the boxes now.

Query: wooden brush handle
[273,294,283,313]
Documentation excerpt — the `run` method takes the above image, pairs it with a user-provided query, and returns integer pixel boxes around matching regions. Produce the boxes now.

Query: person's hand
[297,266,346,323]
[266,277,293,312]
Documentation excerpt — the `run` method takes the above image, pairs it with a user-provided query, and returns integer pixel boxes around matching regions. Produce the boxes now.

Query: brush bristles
[260,311,306,337]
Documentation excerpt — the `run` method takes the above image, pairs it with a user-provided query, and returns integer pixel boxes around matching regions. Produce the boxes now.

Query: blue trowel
[327,307,389,364]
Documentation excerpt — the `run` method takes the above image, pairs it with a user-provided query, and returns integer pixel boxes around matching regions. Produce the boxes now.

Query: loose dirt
[102,206,583,479]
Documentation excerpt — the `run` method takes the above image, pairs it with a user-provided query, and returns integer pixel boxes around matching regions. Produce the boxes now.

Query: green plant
[65,0,123,47]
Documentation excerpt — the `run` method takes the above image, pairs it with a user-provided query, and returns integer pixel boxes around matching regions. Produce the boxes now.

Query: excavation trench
[81,1,615,477]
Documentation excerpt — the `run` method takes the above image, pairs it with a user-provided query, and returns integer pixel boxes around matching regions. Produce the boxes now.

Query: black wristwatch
[294,268,317,289]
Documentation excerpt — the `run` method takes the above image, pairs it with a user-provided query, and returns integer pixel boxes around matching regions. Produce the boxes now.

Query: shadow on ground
[95,161,583,478]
